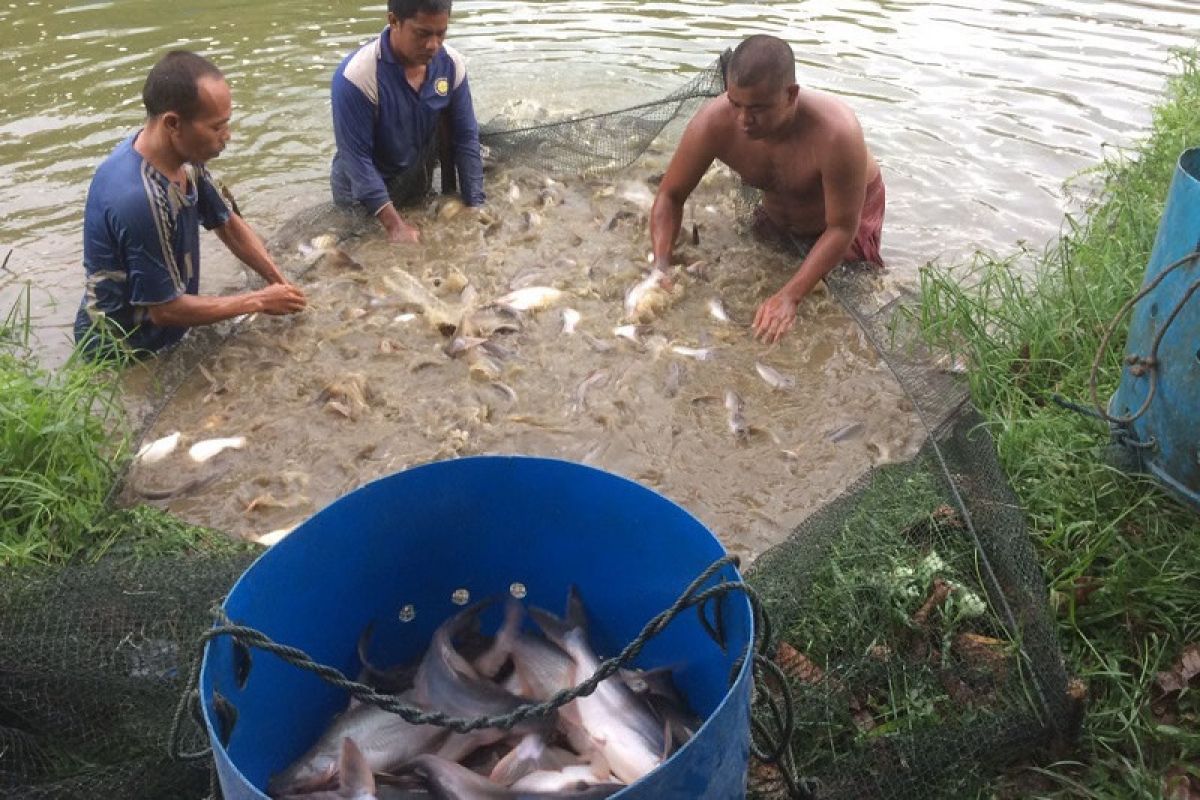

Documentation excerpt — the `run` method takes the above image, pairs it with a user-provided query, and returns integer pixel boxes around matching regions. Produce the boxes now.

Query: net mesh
[0,54,1077,800]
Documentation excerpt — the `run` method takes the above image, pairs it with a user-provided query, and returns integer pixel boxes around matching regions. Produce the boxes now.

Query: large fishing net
[0,53,1077,799]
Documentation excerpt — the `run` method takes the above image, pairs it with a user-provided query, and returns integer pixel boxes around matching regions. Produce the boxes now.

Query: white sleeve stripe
[343,38,381,105]
[139,162,183,293]
[444,44,467,91]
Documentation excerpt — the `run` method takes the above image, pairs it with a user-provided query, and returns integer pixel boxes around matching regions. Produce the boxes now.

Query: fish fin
[356,621,377,671]
[474,597,524,678]
[337,738,375,797]
[527,605,570,649]
[487,732,543,786]
[565,585,589,636]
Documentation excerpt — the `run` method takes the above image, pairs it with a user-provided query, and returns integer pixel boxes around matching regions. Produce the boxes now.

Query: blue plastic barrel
[200,456,753,799]
[1108,147,1200,510]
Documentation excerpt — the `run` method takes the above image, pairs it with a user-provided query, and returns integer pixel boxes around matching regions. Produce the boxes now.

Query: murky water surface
[2,1,1197,559]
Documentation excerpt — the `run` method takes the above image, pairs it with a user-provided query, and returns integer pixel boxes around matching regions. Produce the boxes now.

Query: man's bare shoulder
[690,95,737,136]
[798,89,864,137]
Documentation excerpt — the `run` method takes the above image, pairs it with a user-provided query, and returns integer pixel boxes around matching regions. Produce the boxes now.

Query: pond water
[1,0,1196,558]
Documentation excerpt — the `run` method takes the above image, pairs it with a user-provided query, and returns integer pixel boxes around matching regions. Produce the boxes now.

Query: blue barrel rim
[199,454,756,799]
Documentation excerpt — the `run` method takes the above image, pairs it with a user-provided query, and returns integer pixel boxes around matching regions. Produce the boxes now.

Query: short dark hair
[726,35,796,91]
[388,0,452,21]
[142,51,224,120]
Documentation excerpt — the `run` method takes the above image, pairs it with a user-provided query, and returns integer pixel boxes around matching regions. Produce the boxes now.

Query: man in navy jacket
[330,0,486,244]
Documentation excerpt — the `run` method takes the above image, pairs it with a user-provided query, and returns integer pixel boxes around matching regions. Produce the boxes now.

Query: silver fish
[611,324,642,344]
[494,286,565,312]
[827,422,864,443]
[462,306,524,338]
[382,269,462,335]
[706,298,730,323]
[724,390,749,440]
[267,691,447,796]
[478,381,519,406]
[445,336,488,358]
[129,466,226,501]
[581,332,616,353]
[561,308,581,335]
[412,601,532,725]
[508,629,576,703]
[511,765,617,794]
[280,737,377,800]
[188,435,246,463]
[572,369,610,413]
[670,345,712,361]
[529,588,667,785]
[406,754,620,799]
[754,361,795,391]
[136,431,180,464]
[465,348,504,382]
[489,733,581,787]
[623,270,671,323]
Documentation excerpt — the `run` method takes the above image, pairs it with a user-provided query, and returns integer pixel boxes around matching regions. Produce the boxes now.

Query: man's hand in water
[378,202,421,244]
[256,283,307,315]
[753,289,799,344]
[386,220,421,244]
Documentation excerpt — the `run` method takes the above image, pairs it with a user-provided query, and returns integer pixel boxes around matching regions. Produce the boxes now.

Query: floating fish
[298,235,363,274]
[754,361,795,391]
[623,270,673,323]
[136,431,181,465]
[581,332,616,353]
[444,335,488,358]
[382,269,461,335]
[572,368,610,413]
[188,435,246,463]
[612,324,644,344]
[253,525,297,548]
[670,345,713,361]
[561,308,581,335]
[827,422,864,443]
[707,298,730,323]
[725,390,749,440]
[494,286,565,313]
[437,197,465,221]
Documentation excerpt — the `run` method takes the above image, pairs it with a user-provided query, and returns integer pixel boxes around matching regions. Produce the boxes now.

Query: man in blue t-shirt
[330,0,486,244]
[75,51,306,358]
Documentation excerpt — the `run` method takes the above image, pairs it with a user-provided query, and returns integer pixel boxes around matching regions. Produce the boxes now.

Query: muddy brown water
[122,165,918,562]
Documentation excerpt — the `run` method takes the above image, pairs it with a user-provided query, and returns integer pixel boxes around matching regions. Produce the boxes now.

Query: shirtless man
[650,35,885,343]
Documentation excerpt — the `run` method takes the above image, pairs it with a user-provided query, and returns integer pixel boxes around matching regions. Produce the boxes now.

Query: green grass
[914,50,1200,799]
[0,283,241,567]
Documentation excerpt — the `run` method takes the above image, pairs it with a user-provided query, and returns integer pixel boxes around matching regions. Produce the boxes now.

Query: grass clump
[0,283,235,568]
[914,50,1200,798]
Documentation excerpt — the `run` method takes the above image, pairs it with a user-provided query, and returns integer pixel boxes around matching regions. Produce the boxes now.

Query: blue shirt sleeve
[449,75,486,207]
[332,71,391,214]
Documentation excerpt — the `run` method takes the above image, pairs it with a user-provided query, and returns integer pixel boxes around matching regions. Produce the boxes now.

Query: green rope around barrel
[168,554,817,799]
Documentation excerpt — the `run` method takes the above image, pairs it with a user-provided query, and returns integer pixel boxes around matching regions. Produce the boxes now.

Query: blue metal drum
[200,456,753,799]
[1108,147,1200,509]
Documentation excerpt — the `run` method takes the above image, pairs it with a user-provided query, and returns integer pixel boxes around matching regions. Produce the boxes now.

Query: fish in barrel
[269,587,699,799]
